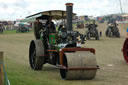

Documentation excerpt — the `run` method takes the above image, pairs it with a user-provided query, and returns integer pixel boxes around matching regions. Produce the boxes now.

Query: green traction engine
[29,3,99,80]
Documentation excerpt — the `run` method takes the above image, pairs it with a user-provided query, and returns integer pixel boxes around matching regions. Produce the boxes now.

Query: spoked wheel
[95,35,99,40]
[116,31,120,38]
[86,32,90,40]
[95,31,99,40]
[105,30,108,37]
[108,31,112,37]
[29,40,45,70]
[30,48,36,68]
[123,39,128,63]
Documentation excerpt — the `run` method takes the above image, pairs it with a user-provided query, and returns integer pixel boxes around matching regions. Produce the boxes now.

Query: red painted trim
[123,38,128,63]
[60,66,99,70]
[47,50,58,52]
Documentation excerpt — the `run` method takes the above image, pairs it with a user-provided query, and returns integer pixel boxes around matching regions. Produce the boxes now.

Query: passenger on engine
[34,18,43,39]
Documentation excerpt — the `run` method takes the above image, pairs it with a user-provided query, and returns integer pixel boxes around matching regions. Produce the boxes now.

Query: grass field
[0,23,128,85]
[3,30,17,34]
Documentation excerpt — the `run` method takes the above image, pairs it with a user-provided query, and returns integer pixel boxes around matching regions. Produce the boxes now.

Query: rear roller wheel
[29,40,45,70]
[60,51,97,80]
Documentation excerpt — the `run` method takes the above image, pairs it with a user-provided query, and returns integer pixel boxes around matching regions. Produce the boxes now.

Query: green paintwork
[49,34,57,45]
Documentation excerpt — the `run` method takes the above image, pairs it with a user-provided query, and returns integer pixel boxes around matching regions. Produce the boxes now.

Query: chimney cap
[65,3,73,6]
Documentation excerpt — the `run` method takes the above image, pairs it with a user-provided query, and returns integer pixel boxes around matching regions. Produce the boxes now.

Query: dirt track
[0,23,128,85]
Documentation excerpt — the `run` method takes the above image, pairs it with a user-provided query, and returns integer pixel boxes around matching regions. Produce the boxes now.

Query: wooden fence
[0,52,4,85]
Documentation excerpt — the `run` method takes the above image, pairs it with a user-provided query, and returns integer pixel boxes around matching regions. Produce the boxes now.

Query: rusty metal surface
[61,66,99,70]
[60,51,97,80]
[59,47,95,66]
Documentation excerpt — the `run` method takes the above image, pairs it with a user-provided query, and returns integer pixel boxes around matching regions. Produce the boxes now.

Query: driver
[45,17,56,33]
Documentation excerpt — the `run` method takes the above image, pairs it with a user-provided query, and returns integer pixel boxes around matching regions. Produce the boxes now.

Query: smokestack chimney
[65,3,73,33]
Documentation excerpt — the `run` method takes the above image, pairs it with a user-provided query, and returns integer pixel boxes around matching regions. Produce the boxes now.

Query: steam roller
[28,3,99,80]
[122,38,128,63]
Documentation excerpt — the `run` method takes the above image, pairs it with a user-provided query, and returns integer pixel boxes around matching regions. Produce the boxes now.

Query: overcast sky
[0,0,128,20]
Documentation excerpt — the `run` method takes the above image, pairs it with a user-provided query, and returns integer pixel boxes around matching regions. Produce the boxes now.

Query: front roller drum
[60,51,97,80]
[122,38,128,63]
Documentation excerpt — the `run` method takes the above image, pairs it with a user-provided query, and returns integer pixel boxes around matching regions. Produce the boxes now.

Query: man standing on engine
[34,18,43,39]
[45,17,56,33]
